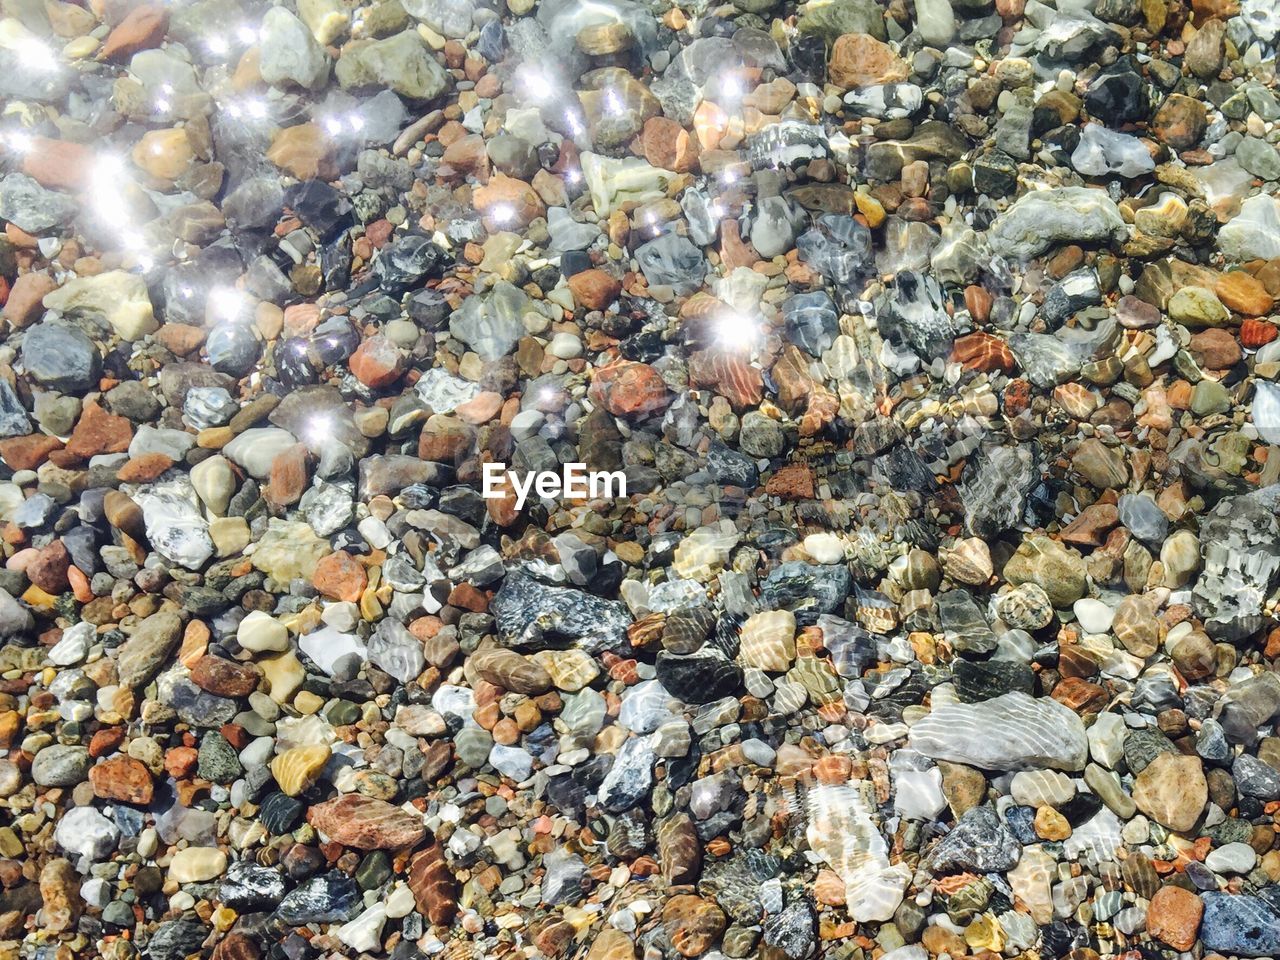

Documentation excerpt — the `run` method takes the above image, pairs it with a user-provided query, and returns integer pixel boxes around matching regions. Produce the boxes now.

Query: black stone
[143,920,208,960]
[759,562,850,625]
[1233,754,1280,800]
[926,806,1022,873]
[952,659,1034,701]
[656,650,743,705]
[1084,61,1149,128]
[285,180,351,237]
[219,861,287,910]
[782,291,839,356]
[275,872,361,924]
[706,440,759,488]
[259,791,305,834]
[373,234,449,294]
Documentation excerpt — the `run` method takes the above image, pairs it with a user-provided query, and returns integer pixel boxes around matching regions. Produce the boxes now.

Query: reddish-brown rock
[590,361,671,418]
[1150,94,1207,151]
[268,443,310,507]
[65,402,132,460]
[688,350,763,410]
[1242,318,1279,348]
[0,434,63,470]
[1216,270,1274,316]
[567,269,622,311]
[662,895,727,958]
[349,335,406,389]
[18,139,91,192]
[764,462,815,500]
[100,5,169,61]
[117,453,175,483]
[89,755,154,806]
[642,116,698,173]
[473,174,545,230]
[407,843,458,925]
[88,726,125,758]
[26,540,71,593]
[312,550,367,602]
[828,34,909,88]
[190,655,261,697]
[212,932,262,960]
[3,272,57,327]
[1188,327,1242,370]
[1147,886,1203,951]
[306,794,426,849]
[952,332,1015,373]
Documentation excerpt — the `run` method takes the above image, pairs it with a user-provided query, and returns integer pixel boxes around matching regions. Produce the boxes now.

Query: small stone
[169,847,228,883]
[271,744,332,796]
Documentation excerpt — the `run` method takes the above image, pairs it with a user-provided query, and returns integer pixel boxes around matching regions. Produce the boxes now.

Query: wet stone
[2,2,1277,958]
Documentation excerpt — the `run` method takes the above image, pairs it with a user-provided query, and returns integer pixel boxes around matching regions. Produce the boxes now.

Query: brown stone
[312,550,367,602]
[828,34,909,88]
[938,760,987,816]
[0,434,63,470]
[951,331,1015,372]
[590,361,670,418]
[1216,271,1274,316]
[3,272,56,327]
[103,490,147,543]
[100,5,169,61]
[1072,437,1129,489]
[455,391,503,425]
[306,794,427,849]
[472,174,546,230]
[688,349,763,410]
[117,452,175,483]
[212,932,263,960]
[472,647,552,695]
[662,895,726,958]
[1112,594,1160,657]
[26,540,71,593]
[642,116,698,173]
[580,929,637,960]
[190,655,261,697]
[657,811,702,884]
[349,335,406,389]
[89,755,155,806]
[1132,752,1207,832]
[157,322,207,355]
[1188,327,1242,370]
[20,140,92,192]
[40,859,80,933]
[764,462,815,500]
[1059,503,1120,546]
[1147,886,1203,951]
[65,402,133,461]
[267,123,335,180]
[567,269,622,311]
[1050,676,1107,714]
[89,725,125,757]
[407,843,457,925]
[1150,94,1207,151]
[268,443,310,508]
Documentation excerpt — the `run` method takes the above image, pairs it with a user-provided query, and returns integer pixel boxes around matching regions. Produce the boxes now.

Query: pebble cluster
[5,0,1280,958]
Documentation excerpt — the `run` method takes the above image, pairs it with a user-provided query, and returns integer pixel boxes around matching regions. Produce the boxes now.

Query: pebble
[2,3,1277,959]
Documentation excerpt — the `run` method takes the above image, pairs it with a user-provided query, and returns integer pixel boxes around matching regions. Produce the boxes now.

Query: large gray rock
[908,692,1089,771]
[258,7,330,90]
[1193,486,1280,642]
[988,187,1127,261]
[335,31,451,101]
